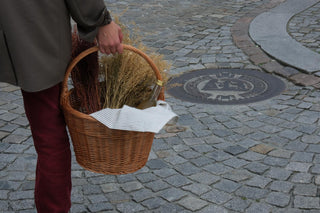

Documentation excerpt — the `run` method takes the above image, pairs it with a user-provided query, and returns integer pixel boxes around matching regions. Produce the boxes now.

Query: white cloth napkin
[90,100,177,133]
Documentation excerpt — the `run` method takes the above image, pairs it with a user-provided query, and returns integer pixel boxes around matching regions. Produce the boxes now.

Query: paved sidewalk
[1,0,320,212]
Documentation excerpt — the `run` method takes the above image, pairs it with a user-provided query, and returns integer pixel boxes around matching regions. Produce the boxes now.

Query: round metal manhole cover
[167,69,286,105]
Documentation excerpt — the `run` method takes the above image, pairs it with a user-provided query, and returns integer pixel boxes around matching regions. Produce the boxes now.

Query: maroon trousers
[22,83,71,213]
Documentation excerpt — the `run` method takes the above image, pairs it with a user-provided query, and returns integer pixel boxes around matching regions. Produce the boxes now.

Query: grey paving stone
[0,143,10,153]
[12,128,31,137]
[246,176,272,188]
[70,204,88,213]
[279,129,303,140]
[0,190,9,199]
[245,202,273,213]
[223,119,243,129]
[183,138,205,146]
[164,174,192,187]
[213,179,241,193]
[4,144,30,154]
[285,141,308,152]
[164,155,188,165]
[263,156,289,167]
[212,142,235,150]
[198,205,229,213]
[179,150,202,159]
[2,134,29,144]
[144,180,170,192]
[245,162,270,175]
[175,162,202,176]
[223,157,249,169]
[201,189,232,205]
[224,197,251,212]
[296,115,318,124]
[158,188,187,202]
[130,188,153,203]
[0,113,19,122]
[178,196,208,211]
[116,202,145,212]
[191,156,214,167]
[291,152,314,162]
[264,135,290,147]
[87,194,108,204]
[191,144,215,154]
[87,202,114,212]
[306,144,320,153]
[265,192,291,207]
[172,144,190,153]
[286,162,312,172]
[10,199,34,211]
[0,200,9,211]
[136,173,158,183]
[294,196,320,209]
[121,181,143,192]
[266,168,292,180]
[222,170,253,182]
[314,154,320,164]
[203,163,233,175]
[8,190,33,200]
[189,171,220,185]
[235,186,268,200]
[233,126,256,136]
[100,183,119,193]
[206,150,233,161]
[142,197,167,210]
[153,203,185,213]
[293,184,318,196]
[82,184,102,195]
[260,125,283,134]
[301,135,320,144]
[291,172,313,183]
[182,183,211,196]
[238,151,266,161]
[146,159,168,170]
[248,131,271,141]
[224,145,247,156]
[311,164,320,174]
[295,124,318,134]
[212,129,234,137]
[269,181,294,193]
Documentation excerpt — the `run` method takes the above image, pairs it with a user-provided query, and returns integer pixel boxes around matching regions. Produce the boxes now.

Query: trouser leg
[22,83,71,213]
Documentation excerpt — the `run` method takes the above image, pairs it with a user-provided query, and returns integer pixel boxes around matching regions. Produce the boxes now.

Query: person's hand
[96,21,123,55]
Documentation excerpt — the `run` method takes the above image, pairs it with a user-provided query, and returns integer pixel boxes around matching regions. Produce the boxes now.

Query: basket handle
[61,44,164,104]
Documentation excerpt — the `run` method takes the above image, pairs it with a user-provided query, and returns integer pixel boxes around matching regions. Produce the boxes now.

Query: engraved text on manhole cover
[167,69,286,105]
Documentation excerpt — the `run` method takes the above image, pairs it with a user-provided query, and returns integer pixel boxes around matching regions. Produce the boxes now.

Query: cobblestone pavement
[1,0,320,212]
[289,2,320,54]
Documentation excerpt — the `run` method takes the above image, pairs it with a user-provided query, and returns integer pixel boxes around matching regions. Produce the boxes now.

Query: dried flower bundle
[100,17,170,109]
[71,27,101,113]
[70,16,170,112]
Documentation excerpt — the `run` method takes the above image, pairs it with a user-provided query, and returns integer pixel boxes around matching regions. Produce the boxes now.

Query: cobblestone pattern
[232,0,320,87]
[288,2,320,54]
[1,0,320,212]
[107,0,265,74]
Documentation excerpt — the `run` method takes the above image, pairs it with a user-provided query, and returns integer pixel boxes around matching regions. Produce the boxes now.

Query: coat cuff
[78,8,112,42]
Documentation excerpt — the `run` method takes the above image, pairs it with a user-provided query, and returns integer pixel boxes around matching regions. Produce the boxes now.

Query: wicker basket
[60,44,164,175]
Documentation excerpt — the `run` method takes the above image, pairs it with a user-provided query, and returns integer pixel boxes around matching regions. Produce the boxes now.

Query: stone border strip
[250,0,320,73]
[231,0,320,88]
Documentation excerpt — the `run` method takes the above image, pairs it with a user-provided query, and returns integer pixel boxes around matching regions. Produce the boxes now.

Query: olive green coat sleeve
[0,0,110,92]
[65,0,111,42]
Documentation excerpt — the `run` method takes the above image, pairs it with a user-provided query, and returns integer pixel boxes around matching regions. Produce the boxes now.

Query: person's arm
[65,0,123,54]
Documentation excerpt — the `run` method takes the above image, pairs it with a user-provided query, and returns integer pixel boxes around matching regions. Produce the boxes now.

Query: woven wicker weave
[60,45,164,174]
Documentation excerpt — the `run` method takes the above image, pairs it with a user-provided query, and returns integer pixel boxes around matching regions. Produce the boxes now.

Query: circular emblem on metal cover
[167,69,286,105]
